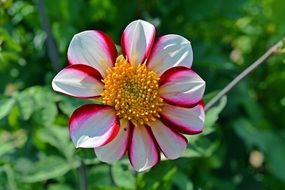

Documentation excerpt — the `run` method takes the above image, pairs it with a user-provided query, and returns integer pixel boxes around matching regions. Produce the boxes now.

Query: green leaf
[173,171,193,190]
[0,96,15,120]
[15,87,58,124]
[36,126,74,158]
[88,164,113,188]
[181,148,202,158]
[48,184,73,190]
[20,155,79,183]
[58,96,94,116]
[111,162,135,189]
[0,140,14,157]
[204,96,227,135]
[15,91,34,120]
[7,105,20,128]
[137,164,177,190]
[233,118,266,150]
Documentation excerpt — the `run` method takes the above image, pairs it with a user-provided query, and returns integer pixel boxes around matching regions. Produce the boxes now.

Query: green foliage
[1,0,285,189]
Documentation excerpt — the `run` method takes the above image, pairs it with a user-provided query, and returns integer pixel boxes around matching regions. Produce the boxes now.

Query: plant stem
[36,0,61,72]
[205,38,284,111]
[79,160,88,190]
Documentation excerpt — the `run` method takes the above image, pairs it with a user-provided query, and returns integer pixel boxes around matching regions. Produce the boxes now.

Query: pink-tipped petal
[95,119,131,163]
[129,126,160,172]
[68,30,117,77]
[159,67,205,107]
[52,64,103,98]
[69,104,119,148]
[149,120,188,159]
[160,102,205,135]
[121,20,155,66]
[147,34,193,76]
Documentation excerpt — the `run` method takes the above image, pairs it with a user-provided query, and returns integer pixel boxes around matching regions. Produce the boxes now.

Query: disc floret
[102,55,164,126]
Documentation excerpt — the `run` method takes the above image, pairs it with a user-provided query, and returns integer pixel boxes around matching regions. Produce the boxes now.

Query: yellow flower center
[102,55,164,126]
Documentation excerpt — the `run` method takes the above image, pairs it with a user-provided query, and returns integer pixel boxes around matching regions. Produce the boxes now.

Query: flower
[52,19,206,172]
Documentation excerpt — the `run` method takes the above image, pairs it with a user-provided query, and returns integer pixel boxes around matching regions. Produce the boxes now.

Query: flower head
[52,20,205,172]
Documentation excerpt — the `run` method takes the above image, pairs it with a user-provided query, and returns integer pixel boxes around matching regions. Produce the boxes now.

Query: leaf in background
[15,91,34,120]
[0,96,15,120]
[181,148,202,158]
[204,96,227,135]
[20,155,79,183]
[233,118,267,150]
[88,164,113,189]
[137,163,177,190]
[15,158,34,175]
[111,162,135,189]
[0,129,27,158]
[173,171,193,190]
[47,184,73,190]
[32,88,58,125]
[36,125,75,158]
[234,118,285,182]
[0,139,14,157]
[58,96,93,116]
[203,91,219,104]
[7,104,20,128]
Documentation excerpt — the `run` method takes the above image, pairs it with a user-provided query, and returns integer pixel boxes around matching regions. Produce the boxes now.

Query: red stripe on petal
[121,20,156,66]
[67,30,117,76]
[95,120,131,163]
[145,125,162,161]
[69,64,103,83]
[69,104,120,148]
[128,125,160,172]
[159,67,205,108]
[52,64,104,98]
[159,66,189,86]
[159,103,205,135]
[101,116,120,146]
[97,30,118,64]
[160,115,202,135]
[148,120,188,159]
[142,30,156,63]
[147,34,193,76]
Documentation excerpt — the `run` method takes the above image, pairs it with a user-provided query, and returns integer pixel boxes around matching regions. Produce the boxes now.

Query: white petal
[159,67,205,107]
[121,20,155,66]
[129,126,160,172]
[52,64,103,98]
[149,120,188,159]
[147,34,193,76]
[68,30,117,77]
[95,119,130,163]
[160,103,205,135]
[69,104,119,148]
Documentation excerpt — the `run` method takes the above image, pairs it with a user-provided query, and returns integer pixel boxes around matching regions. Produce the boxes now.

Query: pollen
[101,55,164,126]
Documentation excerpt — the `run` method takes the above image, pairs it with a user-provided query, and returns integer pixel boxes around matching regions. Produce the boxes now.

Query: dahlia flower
[52,20,205,172]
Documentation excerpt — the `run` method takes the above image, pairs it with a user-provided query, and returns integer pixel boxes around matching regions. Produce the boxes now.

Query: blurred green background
[1,0,285,189]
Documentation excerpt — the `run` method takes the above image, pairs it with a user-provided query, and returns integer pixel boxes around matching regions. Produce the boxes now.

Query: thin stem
[36,0,61,72]
[205,38,284,111]
[79,160,88,190]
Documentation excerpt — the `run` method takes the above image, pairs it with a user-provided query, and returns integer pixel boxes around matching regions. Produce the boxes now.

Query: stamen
[101,55,164,126]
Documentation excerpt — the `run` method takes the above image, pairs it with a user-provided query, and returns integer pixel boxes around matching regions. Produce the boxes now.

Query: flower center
[102,55,164,126]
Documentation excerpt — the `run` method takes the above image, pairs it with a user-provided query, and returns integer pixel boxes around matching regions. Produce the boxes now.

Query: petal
[159,67,205,107]
[121,20,156,66]
[160,102,205,135]
[68,30,117,77]
[147,34,193,76]
[95,119,131,163]
[69,104,120,148]
[52,64,103,98]
[129,126,160,172]
[149,120,188,159]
